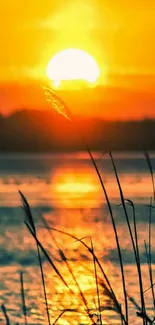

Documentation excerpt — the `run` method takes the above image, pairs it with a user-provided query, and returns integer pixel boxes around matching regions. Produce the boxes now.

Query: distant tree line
[0,110,155,152]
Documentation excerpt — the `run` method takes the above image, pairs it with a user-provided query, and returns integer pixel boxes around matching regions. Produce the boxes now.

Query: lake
[0,152,155,325]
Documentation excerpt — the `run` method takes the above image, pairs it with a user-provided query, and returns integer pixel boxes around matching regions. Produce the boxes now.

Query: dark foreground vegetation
[1,151,155,325]
[0,110,155,152]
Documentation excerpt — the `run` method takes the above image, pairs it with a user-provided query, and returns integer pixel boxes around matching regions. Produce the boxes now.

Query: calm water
[0,152,155,325]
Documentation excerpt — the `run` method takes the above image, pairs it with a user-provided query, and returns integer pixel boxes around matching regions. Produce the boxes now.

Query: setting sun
[46,48,100,88]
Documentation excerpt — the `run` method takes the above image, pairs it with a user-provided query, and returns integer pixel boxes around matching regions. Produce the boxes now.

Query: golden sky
[0,0,155,117]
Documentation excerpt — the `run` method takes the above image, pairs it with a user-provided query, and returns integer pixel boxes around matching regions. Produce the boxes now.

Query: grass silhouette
[1,151,155,325]
[1,91,155,324]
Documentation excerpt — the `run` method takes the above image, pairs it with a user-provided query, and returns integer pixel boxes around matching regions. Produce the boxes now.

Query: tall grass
[109,152,146,324]
[2,151,155,325]
[17,151,155,325]
[1,304,11,325]
[1,90,155,324]
[20,271,28,325]
[19,190,51,325]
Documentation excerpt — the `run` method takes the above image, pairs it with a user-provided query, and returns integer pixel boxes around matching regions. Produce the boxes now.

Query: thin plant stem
[20,271,28,325]
[86,148,128,324]
[90,238,102,325]
[144,200,155,309]
[40,216,97,324]
[109,152,146,325]
[1,304,11,325]
[148,199,155,308]
[46,226,126,324]
[145,151,155,205]
[19,191,51,325]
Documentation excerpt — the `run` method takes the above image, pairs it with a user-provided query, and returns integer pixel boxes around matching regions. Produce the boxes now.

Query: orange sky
[0,0,155,118]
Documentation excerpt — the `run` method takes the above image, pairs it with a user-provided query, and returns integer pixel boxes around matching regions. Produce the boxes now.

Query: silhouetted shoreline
[0,109,154,152]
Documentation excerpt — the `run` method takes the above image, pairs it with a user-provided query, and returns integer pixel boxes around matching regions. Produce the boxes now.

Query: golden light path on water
[0,153,155,324]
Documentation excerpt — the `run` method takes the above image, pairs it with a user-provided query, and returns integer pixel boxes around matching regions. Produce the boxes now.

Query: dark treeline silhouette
[0,109,155,152]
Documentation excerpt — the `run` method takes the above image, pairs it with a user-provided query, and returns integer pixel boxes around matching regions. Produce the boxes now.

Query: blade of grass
[127,294,141,312]
[144,151,155,204]
[143,153,155,307]
[136,311,154,324]
[123,200,152,321]
[148,199,155,308]
[144,239,155,310]
[97,274,124,321]
[19,191,51,325]
[86,149,128,324]
[1,304,11,325]
[44,226,127,325]
[109,151,146,324]
[25,221,70,290]
[40,216,96,324]
[53,311,66,325]
[52,309,82,325]
[20,271,28,325]
[90,238,102,325]
[44,226,114,295]
[144,202,155,295]
[125,200,140,263]
[19,190,35,232]
[82,263,125,322]
[124,199,149,318]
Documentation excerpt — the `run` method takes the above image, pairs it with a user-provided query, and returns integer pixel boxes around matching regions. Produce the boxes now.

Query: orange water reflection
[1,216,154,324]
[51,167,103,208]
[35,225,122,325]
[1,154,155,324]
[32,221,155,325]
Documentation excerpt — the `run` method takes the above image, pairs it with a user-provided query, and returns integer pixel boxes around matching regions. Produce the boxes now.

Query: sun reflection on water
[51,168,102,209]
[1,154,155,324]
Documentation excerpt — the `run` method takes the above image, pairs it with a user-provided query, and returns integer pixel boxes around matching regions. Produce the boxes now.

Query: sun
[46,48,100,88]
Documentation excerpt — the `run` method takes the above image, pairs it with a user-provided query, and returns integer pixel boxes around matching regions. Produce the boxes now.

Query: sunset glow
[47,49,100,88]
[0,0,155,117]
[1,1,155,325]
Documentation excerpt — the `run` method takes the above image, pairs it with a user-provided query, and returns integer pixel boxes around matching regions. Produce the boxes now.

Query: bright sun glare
[47,48,100,87]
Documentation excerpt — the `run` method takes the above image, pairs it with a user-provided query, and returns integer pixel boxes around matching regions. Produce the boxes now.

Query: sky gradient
[0,0,154,118]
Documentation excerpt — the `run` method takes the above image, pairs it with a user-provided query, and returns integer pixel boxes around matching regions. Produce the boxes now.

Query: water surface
[0,152,155,325]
